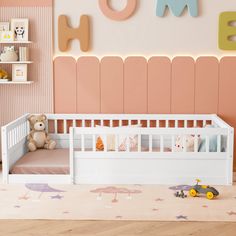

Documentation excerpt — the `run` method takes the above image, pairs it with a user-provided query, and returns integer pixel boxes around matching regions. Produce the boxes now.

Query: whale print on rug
[19,184,66,200]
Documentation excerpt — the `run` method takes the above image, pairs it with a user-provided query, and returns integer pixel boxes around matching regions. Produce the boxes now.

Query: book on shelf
[19,47,29,61]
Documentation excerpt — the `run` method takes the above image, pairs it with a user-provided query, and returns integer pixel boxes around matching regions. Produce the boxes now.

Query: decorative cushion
[95,124,142,151]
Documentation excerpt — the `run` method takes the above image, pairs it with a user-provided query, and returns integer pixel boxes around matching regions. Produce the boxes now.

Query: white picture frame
[11,18,29,41]
[0,22,10,32]
[12,64,28,82]
[0,31,14,42]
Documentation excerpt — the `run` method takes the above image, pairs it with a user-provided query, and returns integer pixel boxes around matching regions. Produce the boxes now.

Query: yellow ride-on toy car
[189,179,219,200]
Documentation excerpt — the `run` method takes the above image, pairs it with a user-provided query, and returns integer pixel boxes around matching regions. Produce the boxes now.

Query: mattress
[10,147,171,175]
[10,149,69,175]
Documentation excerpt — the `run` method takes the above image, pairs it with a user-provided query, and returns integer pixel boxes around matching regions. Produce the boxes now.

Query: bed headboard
[54,56,236,170]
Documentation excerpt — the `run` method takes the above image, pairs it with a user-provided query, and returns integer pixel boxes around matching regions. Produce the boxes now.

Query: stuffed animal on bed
[174,135,201,152]
[27,114,56,152]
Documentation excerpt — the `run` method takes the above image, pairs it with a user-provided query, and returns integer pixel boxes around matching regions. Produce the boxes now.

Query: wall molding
[0,0,53,7]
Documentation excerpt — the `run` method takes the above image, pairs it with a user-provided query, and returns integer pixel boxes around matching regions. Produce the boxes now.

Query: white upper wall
[54,0,236,58]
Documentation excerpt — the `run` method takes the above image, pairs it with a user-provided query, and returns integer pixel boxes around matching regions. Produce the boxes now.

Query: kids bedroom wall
[0,0,236,170]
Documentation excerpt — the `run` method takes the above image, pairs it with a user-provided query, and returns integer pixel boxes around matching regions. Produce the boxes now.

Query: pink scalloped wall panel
[171,57,195,114]
[195,57,219,114]
[54,57,77,113]
[124,57,148,114]
[77,57,100,114]
[219,57,236,168]
[148,57,171,114]
[101,57,124,114]
[54,56,236,169]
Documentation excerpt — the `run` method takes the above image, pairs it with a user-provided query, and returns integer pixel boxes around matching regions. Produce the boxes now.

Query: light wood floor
[0,221,236,236]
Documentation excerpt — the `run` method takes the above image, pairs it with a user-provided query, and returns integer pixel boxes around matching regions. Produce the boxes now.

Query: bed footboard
[70,120,234,185]
[1,114,29,183]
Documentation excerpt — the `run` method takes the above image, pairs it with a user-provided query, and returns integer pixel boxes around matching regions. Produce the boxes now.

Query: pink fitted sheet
[10,149,69,175]
[10,147,172,175]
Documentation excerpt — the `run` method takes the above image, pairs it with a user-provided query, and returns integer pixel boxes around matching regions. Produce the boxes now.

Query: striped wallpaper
[0,4,53,159]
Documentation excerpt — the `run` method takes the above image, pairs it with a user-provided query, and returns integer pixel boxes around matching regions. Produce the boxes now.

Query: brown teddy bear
[27,114,56,152]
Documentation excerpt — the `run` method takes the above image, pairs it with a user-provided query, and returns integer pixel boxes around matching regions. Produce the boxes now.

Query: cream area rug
[0,184,236,221]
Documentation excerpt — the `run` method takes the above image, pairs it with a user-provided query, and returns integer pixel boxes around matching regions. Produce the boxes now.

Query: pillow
[198,125,218,152]
[96,124,142,151]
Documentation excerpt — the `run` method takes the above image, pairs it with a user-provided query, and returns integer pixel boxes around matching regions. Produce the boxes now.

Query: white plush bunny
[174,135,201,152]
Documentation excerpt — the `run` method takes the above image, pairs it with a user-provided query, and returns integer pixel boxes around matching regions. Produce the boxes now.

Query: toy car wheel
[189,189,197,197]
[206,192,214,200]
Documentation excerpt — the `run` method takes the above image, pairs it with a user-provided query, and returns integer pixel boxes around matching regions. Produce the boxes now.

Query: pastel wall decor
[156,0,198,17]
[219,12,236,50]
[99,0,137,21]
[58,15,90,52]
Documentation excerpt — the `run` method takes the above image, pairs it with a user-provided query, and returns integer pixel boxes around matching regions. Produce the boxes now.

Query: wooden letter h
[58,15,90,52]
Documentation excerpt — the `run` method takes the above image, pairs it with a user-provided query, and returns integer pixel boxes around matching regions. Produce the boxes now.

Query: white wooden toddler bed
[1,114,234,185]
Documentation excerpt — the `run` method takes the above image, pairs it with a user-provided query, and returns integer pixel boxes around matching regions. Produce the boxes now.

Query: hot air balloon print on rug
[90,186,142,203]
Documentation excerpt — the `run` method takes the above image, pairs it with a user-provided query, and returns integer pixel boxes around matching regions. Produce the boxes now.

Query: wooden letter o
[99,0,137,21]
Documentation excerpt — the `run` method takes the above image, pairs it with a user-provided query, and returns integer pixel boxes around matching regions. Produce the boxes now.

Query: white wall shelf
[0,41,33,44]
[0,81,34,85]
[0,61,33,64]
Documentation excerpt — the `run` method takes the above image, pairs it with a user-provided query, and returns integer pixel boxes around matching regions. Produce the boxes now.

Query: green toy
[189,179,219,200]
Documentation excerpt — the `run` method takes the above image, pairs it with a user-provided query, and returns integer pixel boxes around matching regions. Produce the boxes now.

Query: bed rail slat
[104,135,107,152]
[115,134,119,152]
[183,135,187,152]
[63,120,67,134]
[175,120,178,128]
[93,134,96,152]
[82,120,85,127]
[217,135,221,153]
[160,135,164,152]
[184,120,188,128]
[138,134,141,152]
[206,135,210,153]
[166,120,169,128]
[194,135,198,152]
[127,134,130,152]
[149,134,152,152]
[172,135,175,152]
[81,134,85,152]
[54,120,58,134]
